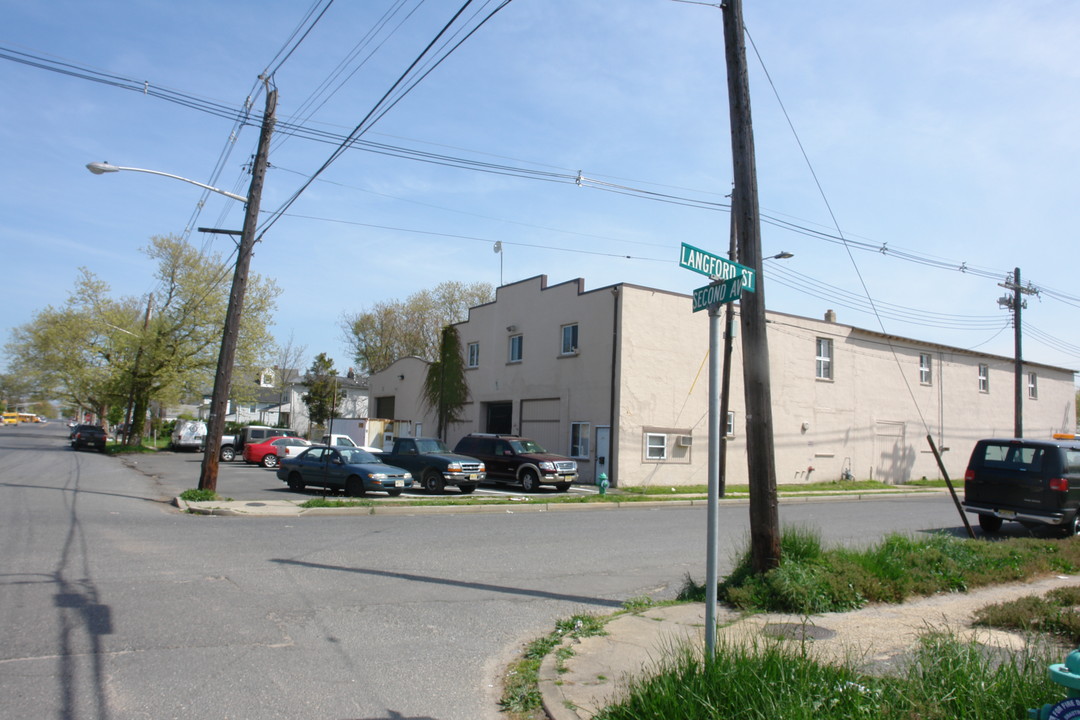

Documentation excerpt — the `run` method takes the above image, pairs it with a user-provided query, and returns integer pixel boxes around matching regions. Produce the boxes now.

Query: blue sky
[3,0,1078,380]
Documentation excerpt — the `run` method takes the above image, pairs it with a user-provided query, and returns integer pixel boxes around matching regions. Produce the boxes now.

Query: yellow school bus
[2,412,20,425]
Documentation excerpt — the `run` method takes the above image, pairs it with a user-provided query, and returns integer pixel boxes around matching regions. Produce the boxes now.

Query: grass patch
[179,488,230,502]
[619,479,908,496]
[299,497,376,508]
[500,614,608,718]
[678,526,1080,614]
[974,585,1080,642]
[593,631,1058,720]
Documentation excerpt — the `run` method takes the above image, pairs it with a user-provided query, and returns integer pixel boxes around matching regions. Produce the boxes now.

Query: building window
[508,334,523,363]
[726,411,735,437]
[919,353,932,385]
[570,422,590,458]
[561,323,579,355]
[815,338,833,380]
[645,433,667,461]
[978,364,989,393]
[467,342,479,368]
[1028,372,1038,399]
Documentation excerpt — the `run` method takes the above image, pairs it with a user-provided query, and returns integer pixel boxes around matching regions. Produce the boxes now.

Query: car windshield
[510,439,546,454]
[339,448,379,464]
[415,439,450,453]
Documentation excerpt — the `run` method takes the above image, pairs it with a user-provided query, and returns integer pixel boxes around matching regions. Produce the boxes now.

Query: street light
[84,84,276,493]
[86,162,248,202]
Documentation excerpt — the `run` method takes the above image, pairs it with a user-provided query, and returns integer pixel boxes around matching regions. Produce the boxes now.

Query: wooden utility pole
[722,0,781,573]
[998,267,1037,439]
[199,83,277,491]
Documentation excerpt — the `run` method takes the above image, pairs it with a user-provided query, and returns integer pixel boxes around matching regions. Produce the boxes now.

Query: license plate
[394,480,404,487]
[468,474,478,480]
[998,510,1015,519]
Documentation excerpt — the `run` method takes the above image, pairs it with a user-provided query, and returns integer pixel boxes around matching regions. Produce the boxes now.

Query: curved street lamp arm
[85,162,248,203]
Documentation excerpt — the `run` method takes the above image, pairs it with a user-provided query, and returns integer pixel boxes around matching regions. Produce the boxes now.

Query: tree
[301,353,340,431]
[422,326,469,441]
[5,235,280,442]
[341,281,493,374]
[271,332,307,427]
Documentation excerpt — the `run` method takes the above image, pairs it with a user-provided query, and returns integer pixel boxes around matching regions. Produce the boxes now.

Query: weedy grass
[974,585,1080,642]
[499,613,608,718]
[592,631,1058,720]
[179,488,231,502]
[677,526,1080,614]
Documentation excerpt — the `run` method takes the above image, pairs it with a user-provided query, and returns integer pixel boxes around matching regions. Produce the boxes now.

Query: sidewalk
[539,574,1080,720]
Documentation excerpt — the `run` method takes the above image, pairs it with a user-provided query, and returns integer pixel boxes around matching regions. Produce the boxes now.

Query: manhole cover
[763,622,836,641]
[245,502,267,507]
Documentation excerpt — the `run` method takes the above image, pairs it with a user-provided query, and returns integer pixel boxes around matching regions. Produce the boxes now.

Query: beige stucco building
[367,275,1076,488]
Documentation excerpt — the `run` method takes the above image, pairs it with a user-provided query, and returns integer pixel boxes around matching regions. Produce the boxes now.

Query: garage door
[520,398,562,454]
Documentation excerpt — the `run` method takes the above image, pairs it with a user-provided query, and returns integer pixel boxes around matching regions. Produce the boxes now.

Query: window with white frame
[508,334,523,363]
[726,411,735,437]
[645,433,667,460]
[467,342,479,368]
[1028,372,1038,399]
[561,323,579,355]
[978,364,989,393]
[570,422,590,458]
[815,338,833,380]
[919,353,932,385]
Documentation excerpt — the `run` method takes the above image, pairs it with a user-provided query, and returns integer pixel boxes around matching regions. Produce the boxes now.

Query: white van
[170,420,206,452]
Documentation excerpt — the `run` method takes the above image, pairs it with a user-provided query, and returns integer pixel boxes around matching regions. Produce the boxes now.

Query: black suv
[70,424,108,452]
[963,437,1080,535]
[453,434,577,492]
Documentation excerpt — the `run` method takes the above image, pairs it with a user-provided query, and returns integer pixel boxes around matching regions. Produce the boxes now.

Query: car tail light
[964,468,975,482]
[1050,477,1069,493]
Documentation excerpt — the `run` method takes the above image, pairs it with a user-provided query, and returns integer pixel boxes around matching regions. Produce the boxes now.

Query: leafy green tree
[302,353,340,430]
[422,326,469,441]
[342,281,493,374]
[5,235,280,442]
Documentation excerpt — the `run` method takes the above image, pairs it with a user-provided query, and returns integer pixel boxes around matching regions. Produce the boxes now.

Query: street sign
[679,242,756,292]
[692,277,743,312]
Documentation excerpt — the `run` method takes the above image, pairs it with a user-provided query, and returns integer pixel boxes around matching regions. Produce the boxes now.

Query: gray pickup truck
[376,437,485,494]
[963,437,1080,535]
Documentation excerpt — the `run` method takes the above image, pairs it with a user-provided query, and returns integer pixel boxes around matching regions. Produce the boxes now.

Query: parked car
[70,424,108,452]
[376,437,485,494]
[219,426,294,462]
[963,437,1080,535]
[242,436,311,468]
[170,420,206,451]
[453,434,577,492]
[276,446,413,496]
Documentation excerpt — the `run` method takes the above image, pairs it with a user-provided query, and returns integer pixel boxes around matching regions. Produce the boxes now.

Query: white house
[367,275,1076,488]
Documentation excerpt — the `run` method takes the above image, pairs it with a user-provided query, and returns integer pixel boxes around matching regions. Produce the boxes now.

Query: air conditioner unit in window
[677,435,693,447]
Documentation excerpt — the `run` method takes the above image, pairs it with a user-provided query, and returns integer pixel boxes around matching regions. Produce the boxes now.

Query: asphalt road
[0,424,968,720]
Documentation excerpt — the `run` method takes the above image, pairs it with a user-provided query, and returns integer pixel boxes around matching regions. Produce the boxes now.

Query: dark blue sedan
[276,445,413,496]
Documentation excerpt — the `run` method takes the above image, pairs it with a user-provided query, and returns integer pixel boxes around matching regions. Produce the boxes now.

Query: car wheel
[220,446,235,462]
[424,469,446,494]
[520,468,539,492]
[387,489,402,497]
[978,514,1003,533]
[287,473,305,492]
[262,454,278,469]
[345,476,366,497]
[1064,513,1080,537]
[458,484,477,495]
[554,482,571,493]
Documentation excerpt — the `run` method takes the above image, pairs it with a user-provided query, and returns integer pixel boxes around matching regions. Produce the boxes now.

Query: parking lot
[115,439,602,502]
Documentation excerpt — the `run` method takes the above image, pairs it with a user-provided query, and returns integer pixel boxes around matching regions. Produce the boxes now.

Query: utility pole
[722,0,781,573]
[199,82,277,492]
[998,267,1038,439]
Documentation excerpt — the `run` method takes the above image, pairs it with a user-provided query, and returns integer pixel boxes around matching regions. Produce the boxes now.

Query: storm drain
[762,622,837,641]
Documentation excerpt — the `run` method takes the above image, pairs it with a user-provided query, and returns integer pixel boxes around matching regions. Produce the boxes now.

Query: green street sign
[679,242,756,292]
[692,276,743,312]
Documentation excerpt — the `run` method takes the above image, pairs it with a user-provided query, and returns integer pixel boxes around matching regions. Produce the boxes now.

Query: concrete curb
[173,488,946,517]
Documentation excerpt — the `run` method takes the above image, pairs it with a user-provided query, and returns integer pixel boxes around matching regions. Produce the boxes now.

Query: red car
[242,436,311,468]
